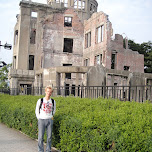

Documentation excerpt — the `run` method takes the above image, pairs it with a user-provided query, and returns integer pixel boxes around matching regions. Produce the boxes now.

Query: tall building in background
[9,0,152,95]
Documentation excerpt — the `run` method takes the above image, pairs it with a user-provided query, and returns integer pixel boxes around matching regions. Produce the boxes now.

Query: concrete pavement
[0,123,59,152]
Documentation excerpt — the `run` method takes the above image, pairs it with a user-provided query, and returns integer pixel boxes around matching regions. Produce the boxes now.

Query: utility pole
[0,41,12,67]
[0,41,12,50]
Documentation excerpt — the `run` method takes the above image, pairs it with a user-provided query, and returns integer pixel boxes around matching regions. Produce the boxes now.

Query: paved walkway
[0,123,59,152]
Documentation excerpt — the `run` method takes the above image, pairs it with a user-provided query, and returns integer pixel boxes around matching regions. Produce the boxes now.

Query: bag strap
[39,98,43,114]
[51,99,54,116]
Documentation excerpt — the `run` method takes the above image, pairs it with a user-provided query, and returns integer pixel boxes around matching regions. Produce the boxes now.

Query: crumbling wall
[110,34,144,73]
[84,11,144,74]
[84,11,113,67]
[43,8,84,68]
[87,65,106,86]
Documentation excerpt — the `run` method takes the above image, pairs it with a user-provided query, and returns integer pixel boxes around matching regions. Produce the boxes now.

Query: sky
[0,0,152,64]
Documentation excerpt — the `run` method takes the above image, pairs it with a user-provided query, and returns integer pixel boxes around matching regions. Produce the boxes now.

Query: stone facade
[83,12,144,73]
[9,0,152,94]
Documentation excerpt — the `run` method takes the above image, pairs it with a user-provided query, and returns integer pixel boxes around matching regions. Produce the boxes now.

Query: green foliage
[0,64,12,88]
[0,95,152,151]
[128,40,141,52]
[142,42,152,73]
[55,97,152,151]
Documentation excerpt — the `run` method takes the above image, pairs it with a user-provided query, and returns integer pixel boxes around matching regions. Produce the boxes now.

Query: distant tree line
[124,40,152,73]
[0,64,11,88]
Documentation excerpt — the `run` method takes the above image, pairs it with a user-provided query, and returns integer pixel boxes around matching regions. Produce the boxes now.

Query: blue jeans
[38,119,53,152]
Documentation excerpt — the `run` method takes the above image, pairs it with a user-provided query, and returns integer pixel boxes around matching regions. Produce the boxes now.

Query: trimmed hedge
[0,94,152,151]
[0,95,39,139]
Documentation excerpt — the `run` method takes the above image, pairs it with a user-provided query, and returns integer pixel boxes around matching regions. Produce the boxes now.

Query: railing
[0,85,152,102]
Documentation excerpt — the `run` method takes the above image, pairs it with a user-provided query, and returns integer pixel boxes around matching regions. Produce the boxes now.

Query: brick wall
[43,8,84,68]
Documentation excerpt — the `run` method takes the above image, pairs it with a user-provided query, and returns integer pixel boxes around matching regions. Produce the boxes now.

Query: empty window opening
[114,83,117,86]
[78,85,80,96]
[63,64,72,66]
[65,83,69,96]
[71,85,75,96]
[90,4,93,11]
[78,0,85,9]
[95,54,102,66]
[78,0,81,9]
[100,54,102,64]
[85,32,91,48]
[123,91,126,99]
[111,54,116,69]
[90,4,95,13]
[96,25,104,43]
[64,17,72,27]
[20,84,32,95]
[14,30,18,45]
[29,55,34,70]
[31,12,37,18]
[82,1,85,9]
[30,29,36,44]
[65,73,71,79]
[55,0,60,3]
[63,64,72,79]
[64,0,68,7]
[84,58,90,66]
[13,56,16,69]
[74,0,77,8]
[124,66,130,71]
[63,38,73,53]
[146,79,152,85]
[74,0,85,9]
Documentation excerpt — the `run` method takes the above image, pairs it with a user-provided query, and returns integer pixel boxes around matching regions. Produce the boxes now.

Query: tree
[140,41,152,73]
[0,64,12,88]
[128,40,152,73]
[128,40,141,52]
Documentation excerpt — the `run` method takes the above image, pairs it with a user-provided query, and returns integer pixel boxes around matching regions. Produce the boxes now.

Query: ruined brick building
[9,0,152,95]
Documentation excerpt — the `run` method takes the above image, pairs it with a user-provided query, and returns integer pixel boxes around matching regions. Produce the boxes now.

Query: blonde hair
[45,86,53,92]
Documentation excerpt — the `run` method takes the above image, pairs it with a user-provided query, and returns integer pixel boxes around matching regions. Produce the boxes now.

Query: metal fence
[0,85,152,102]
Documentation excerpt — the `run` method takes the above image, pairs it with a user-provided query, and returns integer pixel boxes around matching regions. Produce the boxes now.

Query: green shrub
[0,95,40,139]
[0,94,152,151]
